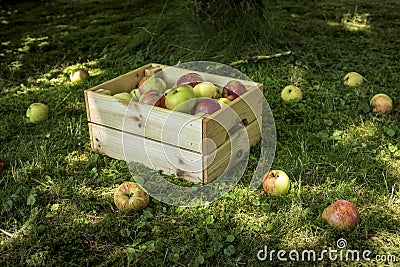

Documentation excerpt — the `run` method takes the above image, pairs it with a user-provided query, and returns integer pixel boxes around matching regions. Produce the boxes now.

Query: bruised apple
[322,200,360,230]
[114,182,149,212]
[262,170,290,196]
[370,93,393,115]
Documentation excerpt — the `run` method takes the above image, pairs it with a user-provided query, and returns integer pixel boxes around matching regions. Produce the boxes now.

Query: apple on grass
[322,199,360,230]
[281,85,303,101]
[193,82,218,98]
[164,84,197,114]
[26,103,49,123]
[222,80,247,101]
[262,170,290,196]
[370,93,393,115]
[192,98,221,115]
[70,68,90,82]
[344,72,364,87]
[114,182,149,212]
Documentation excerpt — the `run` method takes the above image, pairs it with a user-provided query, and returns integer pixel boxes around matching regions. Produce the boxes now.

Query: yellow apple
[281,85,303,101]
[343,72,364,87]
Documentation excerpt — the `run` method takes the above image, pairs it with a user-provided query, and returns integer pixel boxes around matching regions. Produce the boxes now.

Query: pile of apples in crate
[112,72,247,115]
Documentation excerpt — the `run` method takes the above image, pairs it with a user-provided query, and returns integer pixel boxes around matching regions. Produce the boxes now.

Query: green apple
[370,93,393,115]
[217,97,232,108]
[262,170,290,196]
[164,85,197,113]
[130,88,141,101]
[139,76,166,94]
[70,68,90,82]
[281,85,303,101]
[26,103,49,123]
[113,92,132,101]
[114,182,149,212]
[193,82,218,98]
[344,72,364,87]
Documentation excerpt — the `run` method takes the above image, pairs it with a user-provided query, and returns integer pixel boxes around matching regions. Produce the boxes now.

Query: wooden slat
[90,123,203,183]
[86,91,204,152]
[203,116,261,184]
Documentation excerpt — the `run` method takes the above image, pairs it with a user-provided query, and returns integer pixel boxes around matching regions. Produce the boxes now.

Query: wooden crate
[84,63,263,184]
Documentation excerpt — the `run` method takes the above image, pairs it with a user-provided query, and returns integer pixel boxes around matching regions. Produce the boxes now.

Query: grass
[1,0,399,266]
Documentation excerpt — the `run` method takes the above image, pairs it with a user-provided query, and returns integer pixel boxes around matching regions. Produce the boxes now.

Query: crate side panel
[90,123,203,183]
[86,92,204,152]
[203,116,261,184]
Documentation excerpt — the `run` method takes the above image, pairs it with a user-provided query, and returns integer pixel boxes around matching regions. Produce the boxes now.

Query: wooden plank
[90,123,203,183]
[85,91,204,152]
[203,116,261,184]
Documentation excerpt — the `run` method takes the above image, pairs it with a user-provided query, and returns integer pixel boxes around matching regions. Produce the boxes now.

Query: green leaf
[226,234,235,242]
[224,245,235,256]
[205,215,214,225]
[27,189,37,206]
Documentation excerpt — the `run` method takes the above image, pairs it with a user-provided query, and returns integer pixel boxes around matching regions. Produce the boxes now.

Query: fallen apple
[344,72,364,87]
[26,103,49,123]
[370,93,393,115]
[114,181,149,212]
[113,92,132,101]
[192,98,221,115]
[176,72,204,88]
[164,84,197,113]
[130,88,141,101]
[262,170,290,196]
[139,76,166,94]
[322,199,360,230]
[222,80,247,101]
[193,82,218,98]
[281,85,303,101]
[217,97,232,108]
[70,68,90,82]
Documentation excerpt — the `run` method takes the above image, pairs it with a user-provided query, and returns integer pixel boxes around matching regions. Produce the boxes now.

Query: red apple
[322,199,360,230]
[139,89,165,107]
[114,182,149,212]
[370,93,393,115]
[192,98,221,115]
[262,170,290,196]
[176,72,204,88]
[222,80,246,101]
